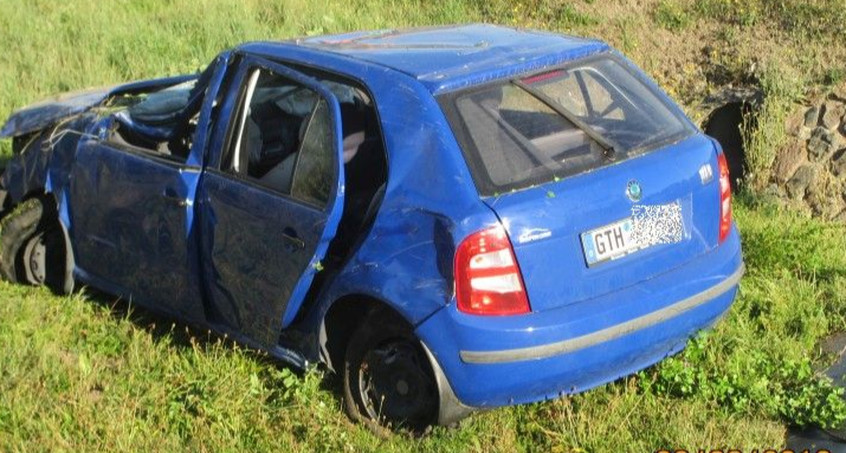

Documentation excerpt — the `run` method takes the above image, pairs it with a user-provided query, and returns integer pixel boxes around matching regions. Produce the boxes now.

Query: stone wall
[770,85,846,221]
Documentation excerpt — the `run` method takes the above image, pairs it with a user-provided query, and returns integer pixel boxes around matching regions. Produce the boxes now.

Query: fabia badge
[626,179,642,202]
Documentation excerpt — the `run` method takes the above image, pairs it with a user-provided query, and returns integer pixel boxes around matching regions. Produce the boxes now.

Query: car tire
[343,308,439,433]
[0,197,69,292]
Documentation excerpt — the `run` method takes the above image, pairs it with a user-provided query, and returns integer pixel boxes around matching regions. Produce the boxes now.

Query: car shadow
[77,286,344,397]
[80,286,215,351]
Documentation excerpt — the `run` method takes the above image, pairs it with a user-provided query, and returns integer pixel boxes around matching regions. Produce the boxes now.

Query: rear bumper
[460,263,742,364]
[416,227,743,414]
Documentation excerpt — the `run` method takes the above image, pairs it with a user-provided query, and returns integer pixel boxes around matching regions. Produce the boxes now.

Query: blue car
[0,24,742,430]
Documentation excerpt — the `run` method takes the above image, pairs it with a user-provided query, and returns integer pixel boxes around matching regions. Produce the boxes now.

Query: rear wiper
[512,80,622,160]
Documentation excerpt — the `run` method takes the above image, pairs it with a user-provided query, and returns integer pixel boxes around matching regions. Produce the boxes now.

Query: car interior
[106,62,388,264]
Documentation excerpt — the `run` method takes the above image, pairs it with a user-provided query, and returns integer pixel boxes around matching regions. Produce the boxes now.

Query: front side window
[442,54,694,195]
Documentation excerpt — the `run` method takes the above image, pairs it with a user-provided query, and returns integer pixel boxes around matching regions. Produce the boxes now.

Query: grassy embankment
[1,0,845,451]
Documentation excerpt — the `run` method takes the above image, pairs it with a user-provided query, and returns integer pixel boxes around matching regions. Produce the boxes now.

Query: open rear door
[198,55,345,346]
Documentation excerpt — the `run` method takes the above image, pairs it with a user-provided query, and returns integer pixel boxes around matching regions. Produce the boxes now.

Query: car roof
[240,24,610,95]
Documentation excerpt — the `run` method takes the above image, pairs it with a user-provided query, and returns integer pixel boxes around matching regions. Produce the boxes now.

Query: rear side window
[223,67,336,208]
[291,99,334,207]
[228,69,318,187]
[441,54,694,196]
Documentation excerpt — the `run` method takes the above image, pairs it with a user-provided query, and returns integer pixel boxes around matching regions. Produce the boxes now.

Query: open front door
[198,56,345,347]
[65,54,231,322]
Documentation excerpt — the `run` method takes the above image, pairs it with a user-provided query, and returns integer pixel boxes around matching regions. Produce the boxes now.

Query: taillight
[454,225,530,316]
[717,152,732,243]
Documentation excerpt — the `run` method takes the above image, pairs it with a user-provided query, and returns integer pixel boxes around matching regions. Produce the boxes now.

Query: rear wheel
[343,309,439,432]
[0,197,69,292]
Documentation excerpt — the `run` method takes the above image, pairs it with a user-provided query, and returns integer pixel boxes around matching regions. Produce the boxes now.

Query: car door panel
[198,56,345,347]
[198,175,332,344]
[65,54,232,321]
[68,143,205,320]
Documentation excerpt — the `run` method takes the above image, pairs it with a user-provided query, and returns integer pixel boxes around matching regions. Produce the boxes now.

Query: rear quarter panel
[315,70,496,323]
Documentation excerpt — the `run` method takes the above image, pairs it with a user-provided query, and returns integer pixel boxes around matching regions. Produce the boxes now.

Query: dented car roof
[245,24,609,94]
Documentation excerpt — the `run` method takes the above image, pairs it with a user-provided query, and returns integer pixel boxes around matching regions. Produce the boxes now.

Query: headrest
[343,131,365,164]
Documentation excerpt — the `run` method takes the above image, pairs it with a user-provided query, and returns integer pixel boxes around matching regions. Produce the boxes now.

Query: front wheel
[0,197,70,292]
[343,309,439,432]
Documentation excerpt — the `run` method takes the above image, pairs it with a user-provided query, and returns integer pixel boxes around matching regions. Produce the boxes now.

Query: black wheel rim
[358,339,437,428]
[22,231,47,285]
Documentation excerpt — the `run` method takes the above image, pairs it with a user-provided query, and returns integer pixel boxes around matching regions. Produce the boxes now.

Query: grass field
[1,0,846,451]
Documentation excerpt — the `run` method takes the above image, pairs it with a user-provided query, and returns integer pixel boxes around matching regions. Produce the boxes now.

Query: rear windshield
[440,54,694,196]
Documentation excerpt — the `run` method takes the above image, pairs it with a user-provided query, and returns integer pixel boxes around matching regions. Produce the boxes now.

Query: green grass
[692,0,846,37]
[2,0,846,450]
[653,0,692,32]
[5,195,845,451]
[645,196,846,428]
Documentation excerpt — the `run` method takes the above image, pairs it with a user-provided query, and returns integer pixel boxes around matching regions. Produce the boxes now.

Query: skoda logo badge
[626,180,642,202]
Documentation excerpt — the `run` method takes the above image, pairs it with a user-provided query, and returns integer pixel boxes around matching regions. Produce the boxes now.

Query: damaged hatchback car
[0,24,743,430]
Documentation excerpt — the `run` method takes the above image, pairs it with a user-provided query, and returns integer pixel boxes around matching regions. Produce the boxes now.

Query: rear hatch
[441,53,722,312]
[486,135,719,311]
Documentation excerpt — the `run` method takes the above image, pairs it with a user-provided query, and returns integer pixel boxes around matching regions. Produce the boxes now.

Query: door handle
[282,227,305,251]
[161,188,189,207]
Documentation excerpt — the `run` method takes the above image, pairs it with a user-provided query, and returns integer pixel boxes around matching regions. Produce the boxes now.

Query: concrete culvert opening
[701,88,762,190]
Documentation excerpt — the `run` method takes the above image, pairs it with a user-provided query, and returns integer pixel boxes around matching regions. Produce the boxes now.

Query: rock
[808,127,835,162]
[772,96,846,220]
[821,331,846,355]
[772,137,808,183]
[763,183,785,200]
[808,196,825,216]
[786,165,816,199]
[821,101,846,130]
[806,173,843,219]
[804,106,820,127]
[833,149,846,176]
[785,112,805,137]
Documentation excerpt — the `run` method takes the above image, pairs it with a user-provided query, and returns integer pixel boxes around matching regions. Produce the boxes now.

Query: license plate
[581,201,683,266]
[581,218,643,266]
